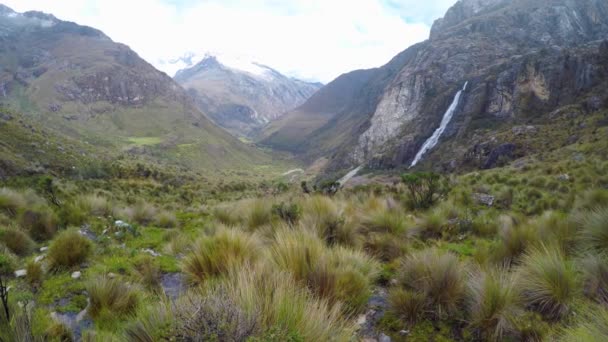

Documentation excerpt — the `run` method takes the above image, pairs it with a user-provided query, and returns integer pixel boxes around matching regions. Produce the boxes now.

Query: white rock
[40,247,49,252]
[15,269,27,278]
[71,271,81,279]
[142,248,161,257]
[34,255,45,263]
[356,314,367,326]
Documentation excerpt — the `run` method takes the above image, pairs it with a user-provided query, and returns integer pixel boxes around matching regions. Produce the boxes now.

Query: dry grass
[48,229,93,269]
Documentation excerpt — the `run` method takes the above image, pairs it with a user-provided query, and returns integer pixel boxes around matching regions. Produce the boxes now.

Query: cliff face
[262,0,608,174]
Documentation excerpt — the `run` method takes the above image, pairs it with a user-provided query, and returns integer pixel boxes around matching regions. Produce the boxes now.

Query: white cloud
[2,0,456,83]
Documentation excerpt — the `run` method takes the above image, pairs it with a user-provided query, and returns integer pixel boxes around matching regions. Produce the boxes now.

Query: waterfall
[337,165,363,185]
[410,81,468,168]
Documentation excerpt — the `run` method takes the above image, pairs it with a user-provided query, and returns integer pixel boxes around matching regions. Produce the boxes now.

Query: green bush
[401,172,447,209]
[272,202,301,225]
[26,260,43,287]
[48,230,93,269]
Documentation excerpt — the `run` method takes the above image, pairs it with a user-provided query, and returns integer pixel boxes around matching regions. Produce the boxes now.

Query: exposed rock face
[262,0,608,173]
[175,55,322,137]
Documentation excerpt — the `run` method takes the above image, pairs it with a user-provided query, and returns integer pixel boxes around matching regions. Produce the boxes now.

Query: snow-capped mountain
[174,53,322,137]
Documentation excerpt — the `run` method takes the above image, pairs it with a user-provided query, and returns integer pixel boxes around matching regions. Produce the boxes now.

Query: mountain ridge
[175,54,322,137]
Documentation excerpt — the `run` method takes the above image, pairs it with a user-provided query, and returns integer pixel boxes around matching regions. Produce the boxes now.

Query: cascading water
[337,165,363,185]
[410,81,468,168]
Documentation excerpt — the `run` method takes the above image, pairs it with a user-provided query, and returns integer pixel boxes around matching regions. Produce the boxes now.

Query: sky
[3,0,457,83]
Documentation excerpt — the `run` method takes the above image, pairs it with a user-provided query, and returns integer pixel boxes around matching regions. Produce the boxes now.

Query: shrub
[45,320,73,341]
[393,248,466,318]
[517,247,577,320]
[0,228,35,256]
[467,268,521,341]
[401,172,447,209]
[577,207,608,253]
[0,252,15,276]
[579,254,608,305]
[272,202,301,226]
[88,277,139,319]
[18,207,58,241]
[182,228,261,284]
[48,230,92,269]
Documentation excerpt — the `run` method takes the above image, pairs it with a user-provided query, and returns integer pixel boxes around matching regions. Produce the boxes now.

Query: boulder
[71,271,81,279]
[15,269,27,278]
[474,193,495,207]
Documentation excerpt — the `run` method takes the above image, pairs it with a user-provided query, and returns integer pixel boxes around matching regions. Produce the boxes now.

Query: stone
[379,333,392,342]
[512,125,538,136]
[40,246,48,252]
[143,248,161,257]
[15,269,27,278]
[107,272,117,279]
[474,193,495,207]
[71,271,81,279]
[356,314,367,326]
[557,174,570,182]
[399,330,410,336]
[34,255,45,263]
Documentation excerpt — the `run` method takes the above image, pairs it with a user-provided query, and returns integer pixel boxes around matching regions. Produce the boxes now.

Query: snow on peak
[168,51,277,80]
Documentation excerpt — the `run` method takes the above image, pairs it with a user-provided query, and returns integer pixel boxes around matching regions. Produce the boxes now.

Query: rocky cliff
[175,55,321,137]
[262,0,608,175]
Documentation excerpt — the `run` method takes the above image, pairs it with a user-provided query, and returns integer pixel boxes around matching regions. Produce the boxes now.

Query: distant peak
[0,4,14,15]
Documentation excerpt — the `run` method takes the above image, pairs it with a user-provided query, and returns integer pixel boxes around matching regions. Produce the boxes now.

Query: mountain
[0,5,276,173]
[174,54,322,137]
[261,0,608,175]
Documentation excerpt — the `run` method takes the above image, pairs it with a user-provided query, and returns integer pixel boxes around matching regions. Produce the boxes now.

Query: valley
[0,0,607,341]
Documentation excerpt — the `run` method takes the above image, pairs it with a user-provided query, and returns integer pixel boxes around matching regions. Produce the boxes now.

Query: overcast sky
[3,0,457,83]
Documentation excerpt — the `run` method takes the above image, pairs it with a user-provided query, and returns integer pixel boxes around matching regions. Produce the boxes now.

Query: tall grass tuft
[516,246,577,320]
[577,207,608,253]
[48,229,92,269]
[579,254,608,305]
[392,248,467,319]
[182,228,261,284]
[269,228,378,314]
[88,276,139,319]
[223,265,355,341]
[467,268,521,341]
[245,199,274,229]
[557,305,608,341]
[301,196,347,245]
[0,228,35,256]
[18,206,58,241]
